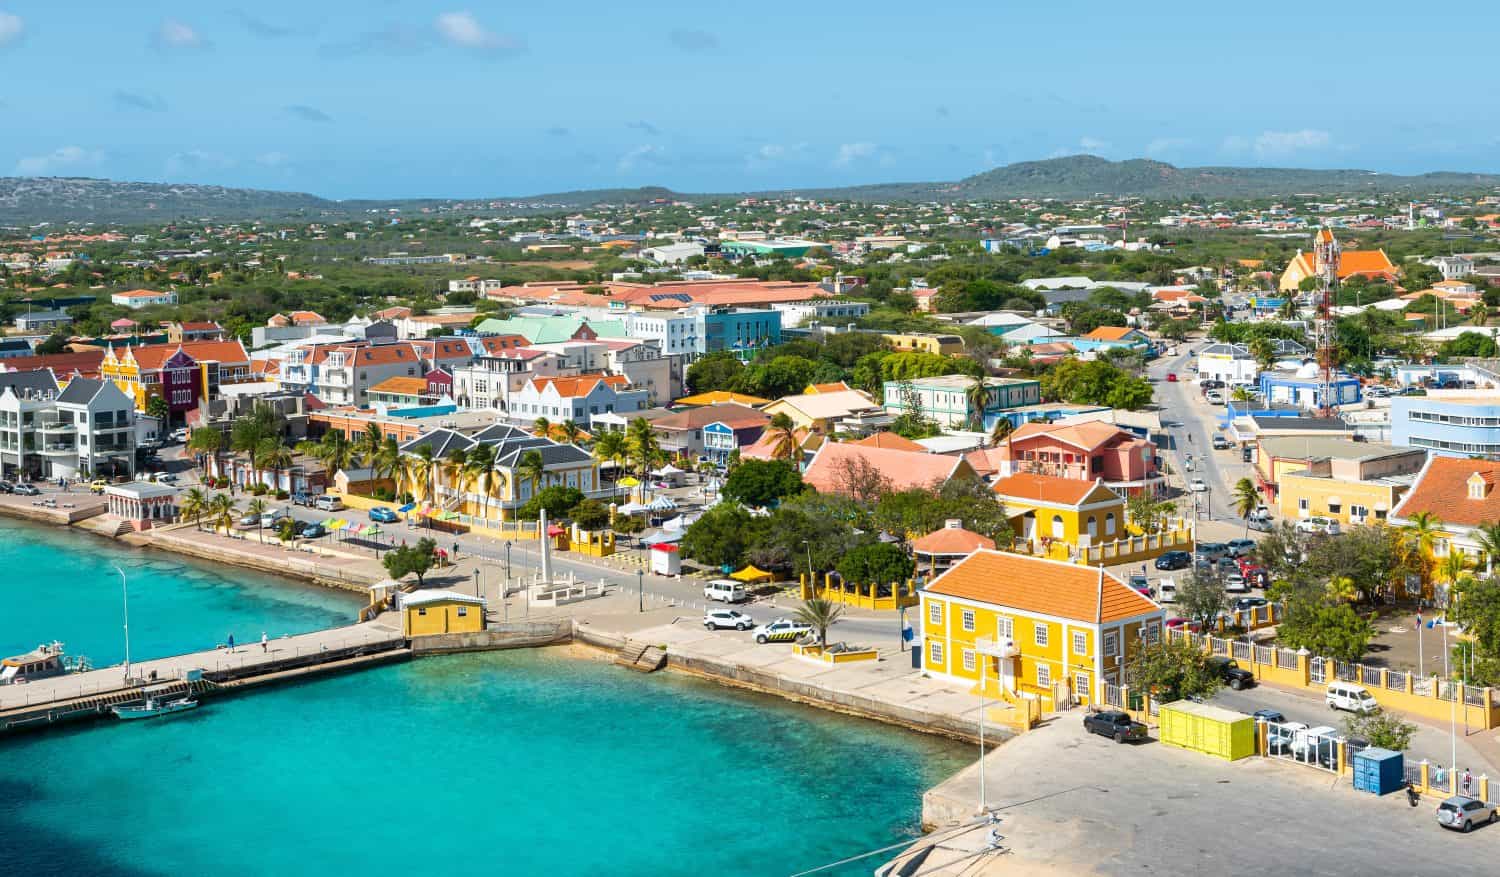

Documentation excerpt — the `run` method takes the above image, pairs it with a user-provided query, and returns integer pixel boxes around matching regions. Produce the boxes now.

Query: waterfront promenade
[0,619,403,712]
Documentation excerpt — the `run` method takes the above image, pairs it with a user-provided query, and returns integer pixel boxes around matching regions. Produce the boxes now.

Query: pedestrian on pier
[261,632,268,653]
[227,632,235,652]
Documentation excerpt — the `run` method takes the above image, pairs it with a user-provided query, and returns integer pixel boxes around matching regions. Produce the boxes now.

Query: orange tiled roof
[1081,326,1137,341]
[369,376,431,397]
[910,526,995,556]
[529,374,628,397]
[991,472,1104,506]
[345,344,418,366]
[805,381,852,394]
[127,340,249,369]
[478,334,531,354]
[854,431,928,452]
[1392,456,1500,529]
[1008,420,1133,452]
[926,549,1158,624]
[804,442,968,494]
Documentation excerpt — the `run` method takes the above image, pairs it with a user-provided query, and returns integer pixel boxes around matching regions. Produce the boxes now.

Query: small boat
[1,641,91,685]
[112,695,200,720]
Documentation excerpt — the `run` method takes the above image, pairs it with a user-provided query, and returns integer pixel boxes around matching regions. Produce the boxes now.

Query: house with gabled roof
[803,441,976,495]
[979,420,1162,496]
[920,549,1164,711]
[509,373,648,428]
[398,424,604,521]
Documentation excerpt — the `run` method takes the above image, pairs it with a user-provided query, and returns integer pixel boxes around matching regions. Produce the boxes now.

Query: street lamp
[802,539,814,591]
[115,564,131,684]
[505,540,512,597]
[637,568,644,613]
[473,567,480,597]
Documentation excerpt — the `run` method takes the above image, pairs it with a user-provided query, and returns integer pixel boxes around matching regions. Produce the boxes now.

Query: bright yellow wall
[403,601,484,637]
[1277,474,1400,525]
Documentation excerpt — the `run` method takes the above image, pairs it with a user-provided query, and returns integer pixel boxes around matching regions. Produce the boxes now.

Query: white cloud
[435,11,520,52]
[617,144,663,173]
[154,18,206,50]
[0,12,23,48]
[1252,129,1331,158]
[1078,136,1110,153]
[1145,137,1191,157]
[16,145,104,175]
[833,142,877,169]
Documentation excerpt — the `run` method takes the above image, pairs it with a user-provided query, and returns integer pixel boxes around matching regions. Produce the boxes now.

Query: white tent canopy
[652,464,686,476]
[617,501,650,515]
[648,496,677,511]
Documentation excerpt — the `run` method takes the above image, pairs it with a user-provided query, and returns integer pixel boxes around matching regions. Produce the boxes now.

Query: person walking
[260,631,268,653]
[227,632,235,652]
[1463,768,1473,796]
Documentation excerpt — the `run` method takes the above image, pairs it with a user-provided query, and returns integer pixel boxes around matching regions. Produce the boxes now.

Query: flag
[1427,615,1446,629]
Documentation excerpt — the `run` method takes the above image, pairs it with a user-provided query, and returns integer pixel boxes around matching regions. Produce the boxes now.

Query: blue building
[696,308,781,361]
[1257,367,1362,411]
[1391,395,1500,456]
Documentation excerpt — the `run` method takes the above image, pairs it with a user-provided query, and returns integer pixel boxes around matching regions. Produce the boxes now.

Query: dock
[0,618,408,733]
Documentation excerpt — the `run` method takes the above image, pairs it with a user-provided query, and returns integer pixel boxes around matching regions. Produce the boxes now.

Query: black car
[297,522,327,539]
[1156,550,1192,571]
[1251,708,1286,724]
[0,480,13,493]
[1083,710,1148,743]
[1208,656,1255,690]
[1233,596,1269,612]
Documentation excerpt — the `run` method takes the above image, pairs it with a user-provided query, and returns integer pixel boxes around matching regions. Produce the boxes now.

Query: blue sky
[1,1,1497,199]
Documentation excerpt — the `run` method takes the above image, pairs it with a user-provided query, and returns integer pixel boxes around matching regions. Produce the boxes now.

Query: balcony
[40,442,78,457]
[37,420,76,434]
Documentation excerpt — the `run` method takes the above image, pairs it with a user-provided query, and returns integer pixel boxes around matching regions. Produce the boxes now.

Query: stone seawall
[136,530,377,594]
[412,622,573,655]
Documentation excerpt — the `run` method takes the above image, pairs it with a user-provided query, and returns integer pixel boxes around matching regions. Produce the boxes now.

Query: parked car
[369,506,400,523]
[1241,446,1255,463]
[1223,573,1249,593]
[1194,542,1229,562]
[704,579,749,604]
[313,494,344,512]
[151,472,178,484]
[1437,796,1498,832]
[1247,517,1274,533]
[1295,516,1341,536]
[703,609,755,631]
[13,483,40,496]
[296,522,327,539]
[292,491,314,507]
[1128,573,1151,598]
[1211,434,1231,450]
[1208,656,1255,691]
[1166,373,1178,382]
[0,480,14,494]
[1251,708,1286,724]
[1233,596,1269,612]
[753,618,812,644]
[1155,550,1192,571]
[259,508,291,528]
[1165,616,1202,632]
[1083,710,1148,743]
[1327,681,1380,714]
[1156,579,1177,604]
[1189,478,1208,492]
[1205,391,1226,406]
[1366,386,1391,399]
[169,427,189,443]
[1226,538,1256,557]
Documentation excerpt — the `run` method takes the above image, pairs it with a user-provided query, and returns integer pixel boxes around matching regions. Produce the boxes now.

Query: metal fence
[1464,686,1486,707]
[1386,669,1406,691]
[1231,640,1251,661]
[1277,649,1299,671]
[1102,683,1123,708]
[1148,698,1161,717]
[1335,661,1357,682]
[1265,720,1339,774]
[1254,644,1273,665]
[1310,658,1327,684]
[1361,665,1383,687]
[1439,680,1458,702]
[1405,762,1424,788]
[1415,677,1434,696]
[1430,765,1452,795]
[1210,638,1229,656]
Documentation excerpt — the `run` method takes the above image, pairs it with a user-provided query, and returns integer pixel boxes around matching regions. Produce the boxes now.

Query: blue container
[1352,747,1404,795]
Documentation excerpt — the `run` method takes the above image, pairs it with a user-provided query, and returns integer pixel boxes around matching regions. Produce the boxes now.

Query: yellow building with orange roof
[672,390,771,408]
[920,550,1165,710]
[1278,229,1398,292]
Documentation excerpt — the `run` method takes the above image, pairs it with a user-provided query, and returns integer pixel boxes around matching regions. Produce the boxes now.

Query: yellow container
[1158,700,1255,761]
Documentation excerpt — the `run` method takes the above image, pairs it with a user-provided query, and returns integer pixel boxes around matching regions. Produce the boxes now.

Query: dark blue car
[1155,550,1192,571]
[369,507,399,523]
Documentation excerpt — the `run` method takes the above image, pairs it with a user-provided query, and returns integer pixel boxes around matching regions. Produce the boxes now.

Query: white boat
[112,695,199,720]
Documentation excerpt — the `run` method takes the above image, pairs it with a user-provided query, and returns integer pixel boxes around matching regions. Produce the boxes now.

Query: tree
[989,417,1014,446]
[35,331,69,355]
[558,420,583,446]
[296,430,357,478]
[1231,477,1259,537]
[794,598,845,647]
[1439,331,1498,359]
[1472,302,1490,328]
[517,485,585,521]
[722,458,804,507]
[964,375,991,430]
[624,416,661,481]
[517,449,548,500]
[1126,494,1177,534]
[208,493,238,535]
[570,498,610,531]
[383,537,438,588]
[245,497,268,543]
[1176,570,1227,631]
[686,352,743,394]
[145,394,170,422]
[836,542,914,586]
[734,354,818,399]
[180,487,207,530]
[1275,601,1373,662]
[592,429,628,474]
[275,516,298,547]
[1343,711,1418,752]
[681,505,762,570]
[764,412,800,461]
[1450,578,1500,685]
[532,417,552,439]
[1124,635,1223,704]
[463,443,498,522]
[187,428,223,477]
[1248,336,1276,371]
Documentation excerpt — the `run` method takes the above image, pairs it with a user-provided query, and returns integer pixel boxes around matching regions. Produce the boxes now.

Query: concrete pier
[0,617,407,733]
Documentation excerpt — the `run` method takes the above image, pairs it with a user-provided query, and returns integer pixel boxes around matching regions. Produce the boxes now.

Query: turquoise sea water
[1,523,968,877]
[0,519,359,665]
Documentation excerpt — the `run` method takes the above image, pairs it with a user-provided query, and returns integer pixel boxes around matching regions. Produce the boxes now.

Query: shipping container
[1352,747,1404,795]
[1158,701,1256,761]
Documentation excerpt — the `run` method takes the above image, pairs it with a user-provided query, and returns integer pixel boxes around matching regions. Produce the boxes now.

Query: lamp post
[977,655,988,814]
[637,568,644,613]
[115,564,131,684]
[505,540,512,598]
[802,539,814,593]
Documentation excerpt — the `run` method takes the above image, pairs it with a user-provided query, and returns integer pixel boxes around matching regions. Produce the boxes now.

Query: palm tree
[373,435,403,496]
[180,487,207,530]
[356,422,384,462]
[558,419,583,446]
[625,416,662,481]
[1473,302,1490,328]
[765,412,799,462]
[964,375,991,431]
[989,417,1014,446]
[406,444,439,504]
[1404,511,1444,590]
[533,416,552,440]
[187,428,223,479]
[593,430,628,477]
[1440,552,1474,590]
[254,438,294,492]
[231,403,286,484]
[1231,477,1259,537]
[443,447,470,509]
[794,598,845,648]
[246,497,268,543]
[517,449,547,501]
[1278,298,1298,320]
[1474,522,1500,575]
[1248,336,1276,372]
[464,443,497,522]
[208,493,238,535]
[1230,386,1253,403]
[297,430,358,479]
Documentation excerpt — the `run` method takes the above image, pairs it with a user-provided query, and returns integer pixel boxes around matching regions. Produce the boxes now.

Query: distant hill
[4,157,1500,225]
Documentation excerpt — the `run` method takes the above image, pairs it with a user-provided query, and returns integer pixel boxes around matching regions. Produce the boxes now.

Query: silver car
[1437,796,1497,832]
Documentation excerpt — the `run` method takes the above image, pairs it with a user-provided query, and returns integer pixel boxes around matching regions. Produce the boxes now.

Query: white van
[703,579,748,604]
[1326,681,1380,714]
[313,494,345,512]
[1157,579,1177,604]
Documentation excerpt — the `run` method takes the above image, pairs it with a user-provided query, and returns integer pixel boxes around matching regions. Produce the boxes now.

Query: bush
[249,483,269,496]
[372,486,395,501]
[275,489,290,500]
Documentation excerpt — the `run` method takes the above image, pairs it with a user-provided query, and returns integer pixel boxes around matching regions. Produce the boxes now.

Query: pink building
[968,421,1162,496]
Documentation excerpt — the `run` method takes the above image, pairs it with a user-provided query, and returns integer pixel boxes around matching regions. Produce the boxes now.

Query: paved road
[1146,345,1253,523]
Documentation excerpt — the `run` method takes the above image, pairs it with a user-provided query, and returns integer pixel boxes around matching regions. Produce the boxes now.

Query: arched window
[1105,512,1117,536]
[1051,514,1065,539]
[1086,516,1098,539]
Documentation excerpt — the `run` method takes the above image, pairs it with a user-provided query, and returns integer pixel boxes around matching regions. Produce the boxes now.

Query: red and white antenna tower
[1311,228,1341,417]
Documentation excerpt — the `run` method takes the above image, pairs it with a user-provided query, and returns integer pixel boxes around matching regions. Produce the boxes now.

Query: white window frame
[1075,672,1090,700]
[962,649,976,672]
[996,616,1013,638]
[1034,624,1049,648]
[929,641,943,665]
[961,608,975,632]
[1103,630,1119,658]
[1072,630,1087,656]
[929,601,943,626]
[1037,664,1051,688]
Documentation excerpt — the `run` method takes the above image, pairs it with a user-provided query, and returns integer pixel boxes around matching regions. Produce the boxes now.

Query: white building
[771,299,871,328]
[641,242,705,264]
[110,289,178,309]
[508,374,649,426]
[0,372,136,480]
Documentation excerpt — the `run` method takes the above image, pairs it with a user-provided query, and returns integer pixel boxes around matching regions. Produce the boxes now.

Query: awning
[730,565,774,583]
[648,496,677,511]
[649,543,679,553]
[397,502,416,513]
[640,529,682,544]
[546,525,565,536]
[618,476,641,487]
[1326,496,1341,506]
[618,502,650,515]
[652,464,685,476]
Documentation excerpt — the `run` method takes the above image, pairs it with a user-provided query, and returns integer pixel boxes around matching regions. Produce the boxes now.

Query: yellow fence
[1008,523,1194,567]
[1169,628,1500,730]
[799,573,919,612]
